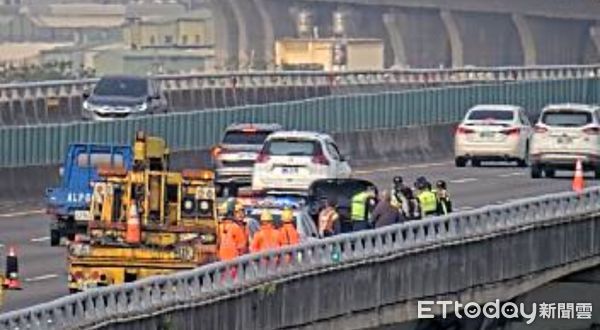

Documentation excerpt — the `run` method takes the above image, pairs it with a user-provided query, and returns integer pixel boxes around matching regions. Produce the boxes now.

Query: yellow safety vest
[351,191,371,221]
[418,191,438,214]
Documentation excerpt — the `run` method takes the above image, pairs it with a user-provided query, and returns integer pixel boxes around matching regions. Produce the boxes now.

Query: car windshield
[222,130,272,145]
[467,110,514,121]
[265,139,317,156]
[76,153,124,168]
[541,111,592,127]
[94,77,148,98]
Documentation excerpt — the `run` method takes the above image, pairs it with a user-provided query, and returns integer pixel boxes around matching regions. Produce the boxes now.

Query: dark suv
[212,123,282,196]
[82,75,168,121]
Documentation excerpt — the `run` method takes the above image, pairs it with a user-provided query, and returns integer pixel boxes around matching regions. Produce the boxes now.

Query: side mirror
[82,91,90,99]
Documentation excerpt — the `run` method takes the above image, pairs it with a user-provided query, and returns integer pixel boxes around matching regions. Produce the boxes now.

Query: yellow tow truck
[67,132,218,292]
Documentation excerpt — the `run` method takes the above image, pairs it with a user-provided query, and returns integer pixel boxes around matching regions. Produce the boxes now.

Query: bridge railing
[0,65,599,126]
[1,186,598,330]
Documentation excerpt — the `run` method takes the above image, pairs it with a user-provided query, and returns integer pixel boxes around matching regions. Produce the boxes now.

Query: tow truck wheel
[50,229,61,247]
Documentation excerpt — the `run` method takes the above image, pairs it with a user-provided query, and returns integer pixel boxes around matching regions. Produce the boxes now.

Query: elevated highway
[207,0,600,69]
[1,166,599,329]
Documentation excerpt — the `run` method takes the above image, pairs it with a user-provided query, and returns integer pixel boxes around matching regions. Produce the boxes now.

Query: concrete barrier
[0,123,456,203]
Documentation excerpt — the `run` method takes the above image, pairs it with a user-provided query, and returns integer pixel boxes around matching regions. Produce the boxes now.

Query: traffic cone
[572,159,585,194]
[3,246,21,290]
[126,202,141,244]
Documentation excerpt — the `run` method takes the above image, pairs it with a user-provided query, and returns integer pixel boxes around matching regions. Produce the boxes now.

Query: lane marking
[457,206,474,211]
[25,274,59,283]
[0,209,45,218]
[30,236,50,243]
[354,161,452,175]
[449,178,478,184]
[498,172,525,178]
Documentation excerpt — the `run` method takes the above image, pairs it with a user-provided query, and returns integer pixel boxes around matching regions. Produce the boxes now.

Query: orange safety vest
[318,207,338,234]
[218,220,247,261]
[250,224,281,253]
[278,223,300,246]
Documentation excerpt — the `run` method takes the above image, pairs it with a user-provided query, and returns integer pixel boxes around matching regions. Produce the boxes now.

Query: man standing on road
[278,207,300,246]
[250,210,281,253]
[371,190,404,228]
[319,199,340,237]
[350,186,377,232]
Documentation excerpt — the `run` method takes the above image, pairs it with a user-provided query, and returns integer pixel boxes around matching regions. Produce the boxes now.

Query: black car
[307,178,378,233]
[82,75,168,121]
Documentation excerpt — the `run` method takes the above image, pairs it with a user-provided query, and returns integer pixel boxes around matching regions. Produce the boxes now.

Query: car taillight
[211,146,222,159]
[312,154,330,165]
[456,126,474,134]
[501,127,520,136]
[255,152,270,164]
[583,126,600,135]
[534,125,548,134]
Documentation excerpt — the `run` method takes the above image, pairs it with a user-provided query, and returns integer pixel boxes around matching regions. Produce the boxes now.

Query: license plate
[238,153,255,160]
[557,137,573,144]
[74,210,91,221]
[281,167,298,175]
[480,132,494,138]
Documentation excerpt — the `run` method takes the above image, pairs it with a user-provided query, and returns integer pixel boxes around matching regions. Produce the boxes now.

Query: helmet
[436,180,447,190]
[218,198,235,217]
[260,210,273,222]
[393,176,403,186]
[234,203,244,213]
[414,176,428,190]
[281,207,294,223]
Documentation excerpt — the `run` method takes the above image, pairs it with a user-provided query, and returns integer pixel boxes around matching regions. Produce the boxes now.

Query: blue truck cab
[46,144,133,246]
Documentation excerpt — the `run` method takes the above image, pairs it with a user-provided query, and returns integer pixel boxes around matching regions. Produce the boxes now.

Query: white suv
[530,104,600,179]
[252,131,352,191]
[454,104,532,167]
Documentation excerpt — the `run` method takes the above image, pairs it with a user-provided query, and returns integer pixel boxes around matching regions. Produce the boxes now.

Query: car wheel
[471,159,481,167]
[50,229,61,247]
[517,145,529,168]
[544,168,555,178]
[517,157,528,168]
[531,164,542,179]
[455,157,467,167]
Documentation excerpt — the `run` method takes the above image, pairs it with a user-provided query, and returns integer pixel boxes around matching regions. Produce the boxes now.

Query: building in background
[94,9,215,75]
[275,38,384,71]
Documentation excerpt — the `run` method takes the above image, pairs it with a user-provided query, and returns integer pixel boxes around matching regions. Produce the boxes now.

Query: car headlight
[183,199,194,211]
[135,103,148,112]
[199,200,209,211]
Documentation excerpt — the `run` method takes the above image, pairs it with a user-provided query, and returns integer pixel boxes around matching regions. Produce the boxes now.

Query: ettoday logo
[418,300,538,324]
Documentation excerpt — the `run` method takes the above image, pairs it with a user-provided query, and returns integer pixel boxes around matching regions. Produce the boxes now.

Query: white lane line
[30,236,50,243]
[0,209,45,218]
[354,161,452,175]
[498,172,525,178]
[457,206,474,211]
[25,274,59,283]
[449,178,478,184]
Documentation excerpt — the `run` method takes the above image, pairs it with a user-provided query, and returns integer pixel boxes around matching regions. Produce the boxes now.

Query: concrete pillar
[253,0,275,69]
[440,10,463,68]
[591,25,600,57]
[209,0,239,70]
[227,0,271,70]
[512,14,537,66]
[382,11,408,67]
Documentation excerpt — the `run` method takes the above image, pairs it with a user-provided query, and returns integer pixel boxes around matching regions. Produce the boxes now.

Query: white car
[251,131,352,191]
[530,104,600,179]
[454,104,532,167]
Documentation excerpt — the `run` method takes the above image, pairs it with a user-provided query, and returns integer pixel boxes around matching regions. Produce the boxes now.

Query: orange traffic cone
[572,159,585,194]
[3,246,21,290]
[126,202,141,244]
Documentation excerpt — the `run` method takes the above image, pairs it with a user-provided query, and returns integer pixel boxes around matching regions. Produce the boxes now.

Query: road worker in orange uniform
[278,207,299,246]
[217,204,248,261]
[250,210,280,253]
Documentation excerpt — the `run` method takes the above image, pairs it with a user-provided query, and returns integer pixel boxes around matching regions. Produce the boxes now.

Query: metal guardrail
[0,65,599,126]
[1,187,599,330]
